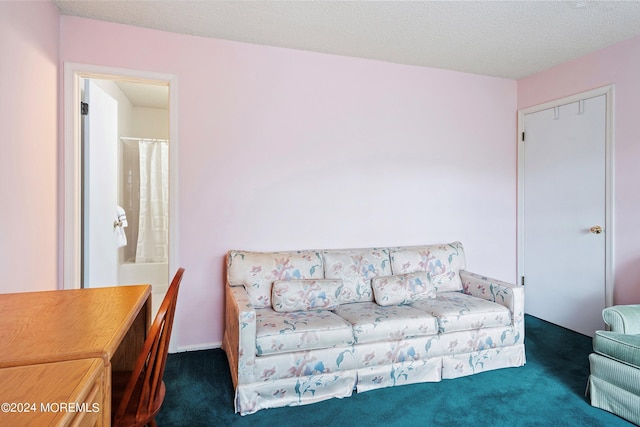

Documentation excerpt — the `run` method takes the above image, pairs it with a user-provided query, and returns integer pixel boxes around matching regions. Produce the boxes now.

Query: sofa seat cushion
[333,302,439,344]
[593,331,640,369]
[410,292,511,333]
[255,308,354,356]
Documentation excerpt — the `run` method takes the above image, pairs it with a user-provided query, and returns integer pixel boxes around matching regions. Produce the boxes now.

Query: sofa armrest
[222,284,257,386]
[603,305,640,334]
[460,270,524,340]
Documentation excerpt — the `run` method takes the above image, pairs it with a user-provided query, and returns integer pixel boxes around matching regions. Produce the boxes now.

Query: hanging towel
[115,206,128,248]
[116,205,128,227]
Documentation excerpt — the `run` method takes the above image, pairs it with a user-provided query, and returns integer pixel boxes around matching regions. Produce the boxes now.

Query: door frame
[63,62,179,291]
[517,85,615,309]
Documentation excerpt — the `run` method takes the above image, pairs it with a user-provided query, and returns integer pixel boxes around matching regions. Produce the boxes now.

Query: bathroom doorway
[64,63,178,321]
[82,77,169,315]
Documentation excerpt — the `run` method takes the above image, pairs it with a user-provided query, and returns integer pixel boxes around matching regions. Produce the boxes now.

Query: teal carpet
[157,315,632,426]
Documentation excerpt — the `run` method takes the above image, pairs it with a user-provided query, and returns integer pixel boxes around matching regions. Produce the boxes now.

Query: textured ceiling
[53,1,640,79]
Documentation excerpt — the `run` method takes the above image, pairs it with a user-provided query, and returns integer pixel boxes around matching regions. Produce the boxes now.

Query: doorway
[517,86,614,337]
[82,77,170,316]
[64,63,179,323]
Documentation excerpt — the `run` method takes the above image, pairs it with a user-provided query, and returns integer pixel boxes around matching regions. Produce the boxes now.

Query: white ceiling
[114,81,168,109]
[53,0,640,79]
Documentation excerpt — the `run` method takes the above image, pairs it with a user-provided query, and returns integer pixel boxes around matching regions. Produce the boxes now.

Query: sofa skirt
[235,344,527,415]
[442,344,526,379]
[356,357,442,392]
[235,371,357,415]
[588,353,640,425]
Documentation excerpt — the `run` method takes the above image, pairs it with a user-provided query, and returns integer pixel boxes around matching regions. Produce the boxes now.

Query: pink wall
[0,1,59,293]
[59,16,517,349]
[4,3,635,350]
[518,35,640,305]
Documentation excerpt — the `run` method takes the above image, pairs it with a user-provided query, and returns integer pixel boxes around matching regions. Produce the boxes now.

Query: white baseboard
[173,341,221,353]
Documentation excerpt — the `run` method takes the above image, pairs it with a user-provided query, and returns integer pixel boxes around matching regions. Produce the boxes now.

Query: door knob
[590,225,603,234]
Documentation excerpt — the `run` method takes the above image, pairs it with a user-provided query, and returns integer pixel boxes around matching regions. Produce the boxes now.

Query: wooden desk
[0,358,104,427]
[0,285,151,426]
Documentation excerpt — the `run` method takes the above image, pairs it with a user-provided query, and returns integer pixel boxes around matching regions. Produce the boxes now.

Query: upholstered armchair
[587,305,640,425]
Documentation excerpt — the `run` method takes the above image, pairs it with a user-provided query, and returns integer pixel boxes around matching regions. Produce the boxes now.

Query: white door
[83,80,119,287]
[522,95,607,337]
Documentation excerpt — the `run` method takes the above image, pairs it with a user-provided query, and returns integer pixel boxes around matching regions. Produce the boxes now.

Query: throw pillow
[372,271,436,306]
[271,279,343,312]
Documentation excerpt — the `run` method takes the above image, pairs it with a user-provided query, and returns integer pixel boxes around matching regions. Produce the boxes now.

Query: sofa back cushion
[323,248,391,304]
[390,241,466,292]
[371,271,436,306]
[227,250,324,308]
[271,279,342,312]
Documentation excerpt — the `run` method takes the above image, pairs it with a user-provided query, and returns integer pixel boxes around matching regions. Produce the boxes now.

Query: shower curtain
[136,140,169,263]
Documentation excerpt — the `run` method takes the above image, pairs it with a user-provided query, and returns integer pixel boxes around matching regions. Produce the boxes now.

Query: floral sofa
[222,242,525,415]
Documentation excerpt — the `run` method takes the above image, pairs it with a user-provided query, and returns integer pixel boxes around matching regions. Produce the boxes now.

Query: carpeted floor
[157,315,632,426]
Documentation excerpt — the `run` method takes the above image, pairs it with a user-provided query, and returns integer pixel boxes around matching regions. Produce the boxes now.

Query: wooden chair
[112,268,185,427]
